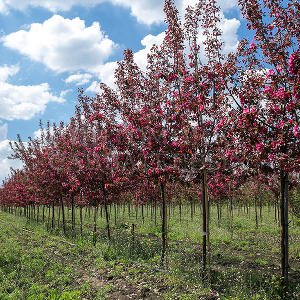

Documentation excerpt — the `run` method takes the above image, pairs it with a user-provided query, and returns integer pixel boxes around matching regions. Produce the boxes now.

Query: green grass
[1,203,300,299]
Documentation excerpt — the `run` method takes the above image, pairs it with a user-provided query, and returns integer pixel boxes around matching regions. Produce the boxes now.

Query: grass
[1,202,300,299]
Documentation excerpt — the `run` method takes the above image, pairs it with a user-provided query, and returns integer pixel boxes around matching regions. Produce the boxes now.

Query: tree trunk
[37,205,39,223]
[202,169,209,277]
[179,198,182,222]
[102,183,111,241]
[280,170,289,290]
[114,203,117,225]
[42,205,45,223]
[160,182,167,268]
[80,206,83,237]
[51,201,55,229]
[254,196,258,229]
[60,196,66,235]
[190,195,193,221]
[93,205,97,245]
[71,196,75,232]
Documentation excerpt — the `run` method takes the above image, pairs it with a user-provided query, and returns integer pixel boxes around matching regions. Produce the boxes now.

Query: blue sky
[0,0,244,182]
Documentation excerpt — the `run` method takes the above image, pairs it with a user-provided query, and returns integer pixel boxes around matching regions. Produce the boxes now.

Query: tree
[229,0,299,288]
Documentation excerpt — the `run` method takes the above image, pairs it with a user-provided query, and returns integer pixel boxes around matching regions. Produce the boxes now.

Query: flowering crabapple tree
[90,0,239,273]
[227,0,300,286]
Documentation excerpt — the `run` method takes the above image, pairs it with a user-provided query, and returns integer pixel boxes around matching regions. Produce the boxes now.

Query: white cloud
[0,64,65,121]
[33,127,54,139]
[134,32,165,71]
[65,73,92,86]
[0,1,238,25]
[2,15,116,73]
[0,139,23,184]
[60,89,72,97]
[179,0,238,14]
[90,11,239,89]
[220,17,240,54]
[94,61,118,88]
[0,123,8,141]
[111,0,164,25]
[0,64,19,82]
[0,1,8,14]
[86,81,100,93]
[0,82,65,120]
[0,0,165,25]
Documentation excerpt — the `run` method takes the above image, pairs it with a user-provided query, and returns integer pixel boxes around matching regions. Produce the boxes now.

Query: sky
[0,0,248,183]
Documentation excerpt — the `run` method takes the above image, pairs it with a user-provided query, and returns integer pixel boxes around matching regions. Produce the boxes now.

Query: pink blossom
[256,142,264,151]
[289,51,299,75]
[243,107,250,114]
[293,125,299,138]
[185,75,193,82]
[250,41,255,50]
[268,154,275,161]
[267,69,274,78]
[277,88,285,99]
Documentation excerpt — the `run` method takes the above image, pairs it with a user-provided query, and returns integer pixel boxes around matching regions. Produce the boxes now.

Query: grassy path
[0,211,217,299]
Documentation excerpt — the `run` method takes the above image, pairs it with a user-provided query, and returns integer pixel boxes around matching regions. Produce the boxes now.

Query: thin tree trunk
[202,169,209,278]
[280,170,289,291]
[102,183,111,241]
[217,202,221,228]
[179,198,182,222]
[80,206,83,237]
[114,203,117,225]
[160,182,167,268]
[71,196,75,232]
[93,205,97,245]
[37,205,39,223]
[254,196,258,229]
[57,201,61,228]
[60,196,66,235]
[42,205,45,223]
[154,203,157,225]
[51,201,55,229]
[190,195,193,221]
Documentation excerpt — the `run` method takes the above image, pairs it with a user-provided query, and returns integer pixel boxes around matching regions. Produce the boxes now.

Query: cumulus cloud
[33,126,56,139]
[179,0,238,14]
[0,123,8,141]
[2,15,116,73]
[0,64,19,82]
[134,32,165,71]
[86,81,100,93]
[65,73,92,86]
[60,89,72,97]
[94,61,118,88]
[219,16,240,54]
[87,11,239,89]
[0,65,65,121]
[0,1,238,25]
[85,33,165,91]
[0,139,23,184]
[111,0,164,25]
[0,0,166,25]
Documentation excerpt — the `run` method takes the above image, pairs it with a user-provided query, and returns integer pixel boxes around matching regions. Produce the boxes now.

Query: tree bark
[202,168,210,282]
[93,205,97,245]
[280,170,289,289]
[102,183,111,241]
[60,196,66,235]
[160,182,167,268]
